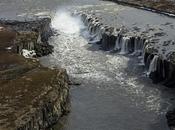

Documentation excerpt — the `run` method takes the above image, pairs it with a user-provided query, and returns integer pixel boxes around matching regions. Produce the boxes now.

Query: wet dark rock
[68,80,81,86]
[144,52,175,87]
[154,32,166,37]
[133,26,141,31]
[149,57,165,84]
[166,109,175,130]
[100,33,117,51]
[144,53,154,70]
[35,43,53,57]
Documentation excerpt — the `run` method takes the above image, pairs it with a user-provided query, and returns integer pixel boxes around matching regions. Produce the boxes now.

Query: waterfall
[120,36,130,54]
[114,36,121,51]
[134,37,139,51]
[139,39,148,65]
[130,37,145,56]
[147,55,159,76]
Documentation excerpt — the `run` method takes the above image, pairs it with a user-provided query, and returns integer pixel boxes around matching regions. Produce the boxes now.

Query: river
[1,0,175,130]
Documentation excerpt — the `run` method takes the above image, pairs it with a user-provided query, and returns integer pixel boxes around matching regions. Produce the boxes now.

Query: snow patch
[22,49,36,58]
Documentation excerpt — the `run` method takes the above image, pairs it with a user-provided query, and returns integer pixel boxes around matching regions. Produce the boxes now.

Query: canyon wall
[0,18,70,130]
[77,12,175,87]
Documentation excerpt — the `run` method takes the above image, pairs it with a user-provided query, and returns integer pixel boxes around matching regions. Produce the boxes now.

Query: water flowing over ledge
[70,10,175,129]
[72,10,175,88]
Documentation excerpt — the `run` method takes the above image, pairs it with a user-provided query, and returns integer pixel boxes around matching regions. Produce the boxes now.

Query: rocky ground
[0,18,70,130]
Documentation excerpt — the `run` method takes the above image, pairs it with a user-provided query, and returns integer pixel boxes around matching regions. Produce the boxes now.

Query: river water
[39,1,175,130]
[1,0,175,130]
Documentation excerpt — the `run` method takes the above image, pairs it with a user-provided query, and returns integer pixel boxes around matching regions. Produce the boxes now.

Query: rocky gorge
[1,0,175,130]
[0,17,70,130]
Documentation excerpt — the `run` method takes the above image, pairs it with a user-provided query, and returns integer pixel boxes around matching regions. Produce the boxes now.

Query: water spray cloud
[52,10,84,34]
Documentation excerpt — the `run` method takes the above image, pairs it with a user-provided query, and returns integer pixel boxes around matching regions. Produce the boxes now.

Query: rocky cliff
[74,11,175,87]
[0,18,70,130]
[0,18,53,57]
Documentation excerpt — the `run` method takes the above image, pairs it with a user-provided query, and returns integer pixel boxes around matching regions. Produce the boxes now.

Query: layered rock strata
[0,18,70,130]
[0,18,53,57]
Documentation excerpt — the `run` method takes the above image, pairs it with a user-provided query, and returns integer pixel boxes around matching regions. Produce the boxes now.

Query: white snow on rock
[22,49,36,58]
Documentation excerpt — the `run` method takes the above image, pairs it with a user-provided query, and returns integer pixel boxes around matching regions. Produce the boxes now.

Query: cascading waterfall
[114,36,121,51]
[134,37,140,52]
[88,23,104,44]
[114,29,123,51]
[83,14,146,55]
[138,39,148,66]
[120,36,130,54]
[131,37,144,56]
[147,55,159,76]
[79,12,146,57]
[73,11,175,88]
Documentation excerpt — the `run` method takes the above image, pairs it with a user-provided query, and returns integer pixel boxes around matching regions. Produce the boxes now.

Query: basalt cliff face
[75,11,175,87]
[0,18,70,130]
[0,18,53,57]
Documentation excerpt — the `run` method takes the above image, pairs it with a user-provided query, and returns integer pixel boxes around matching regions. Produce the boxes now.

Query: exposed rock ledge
[0,18,70,130]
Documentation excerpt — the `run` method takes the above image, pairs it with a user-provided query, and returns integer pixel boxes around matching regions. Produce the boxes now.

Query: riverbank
[103,0,175,17]
[0,18,70,130]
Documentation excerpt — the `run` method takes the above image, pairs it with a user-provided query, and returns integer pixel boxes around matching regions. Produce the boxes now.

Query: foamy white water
[52,11,85,34]
[147,55,159,76]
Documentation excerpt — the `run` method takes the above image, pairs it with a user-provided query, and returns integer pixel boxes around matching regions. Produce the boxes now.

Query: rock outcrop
[0,18,53,57]
[0,26,16,52]
[0,52,70,130]
[0,18,70,130]
[166,109,175,130]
